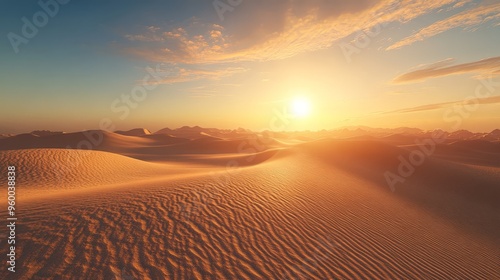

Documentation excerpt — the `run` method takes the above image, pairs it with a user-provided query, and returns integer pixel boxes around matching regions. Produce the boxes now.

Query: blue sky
[1,0,499,133]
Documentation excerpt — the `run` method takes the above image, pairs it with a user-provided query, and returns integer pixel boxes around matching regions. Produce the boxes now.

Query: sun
[291,97,311,118]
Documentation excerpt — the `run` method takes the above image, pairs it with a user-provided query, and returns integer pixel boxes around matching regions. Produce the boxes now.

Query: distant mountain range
[1,127,499,144]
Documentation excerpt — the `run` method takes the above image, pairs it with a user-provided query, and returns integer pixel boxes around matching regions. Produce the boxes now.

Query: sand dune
[0,131,499,279]
[116,128,152,136]
[0,131,282,163]
[0,130,150,152]
[155,126,225,140]
[0,149,207,198]
[448,139,500,153]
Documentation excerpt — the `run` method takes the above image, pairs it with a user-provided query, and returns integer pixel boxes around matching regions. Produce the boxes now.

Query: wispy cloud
[145,65,247,85]
[124,0,460,65]
[385,95,500,114]
[125,26,164,42]
[393,57,500,83]
[188,84,237,98]
[449,0,473,10]
[122,0,474,85]
[125,24,230,64]
[387,3,500,50]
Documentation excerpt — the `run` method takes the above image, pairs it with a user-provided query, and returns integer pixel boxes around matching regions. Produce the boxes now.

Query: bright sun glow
[291,97,311,118]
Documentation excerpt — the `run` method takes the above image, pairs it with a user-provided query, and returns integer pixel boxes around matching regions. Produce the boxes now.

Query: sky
[1,0,500,133]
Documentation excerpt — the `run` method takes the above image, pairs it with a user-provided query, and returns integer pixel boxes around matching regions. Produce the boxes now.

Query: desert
[0,127,499,279]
